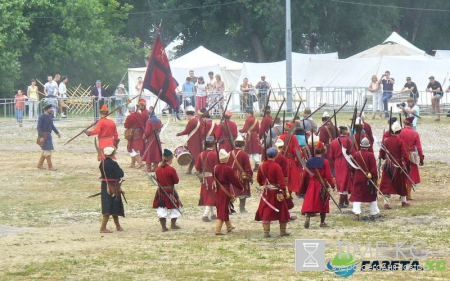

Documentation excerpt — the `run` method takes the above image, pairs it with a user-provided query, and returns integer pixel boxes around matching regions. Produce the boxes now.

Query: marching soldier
[37,103,61,171]
[301,141,335,229]
[259,106,273,158]
[350,137,380,221]
[352,117,373,152]
[142,108,162,172]
[228,135,253,213]
[138,98,149,121]
[318,111,337,172]
[198,107,217,140]
[399,116,424,200]
[98,147,124,233]
[85,104,119,161]
[213,149,245,235]
[195,136,218,222]
[176,106,202,174]
[330,126,355,208]
[216,110,237,152]
[124,104,146,168]
[255,147,291,237]
[239,106,260,171]
[379,122,410,209]
[153,149,182,232]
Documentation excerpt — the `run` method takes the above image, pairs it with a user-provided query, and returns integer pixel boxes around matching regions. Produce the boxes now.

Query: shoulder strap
[247,118,258,134]
[186,119,201,143]
[231,150,245,172]
[324,125,333,143]
[213,166,233,198]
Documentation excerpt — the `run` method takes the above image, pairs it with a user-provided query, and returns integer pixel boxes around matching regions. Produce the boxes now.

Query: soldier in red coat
[138,98,149,122]
[198,108,217,140]
[379,121,411,209]
[278,122,302,199]
[215,110,237,152]
[318,111,337,172]
[382,117,398,140]
[259,106,273,160]
[176,106,202,174]
[195,136,218,222]
[86,104,119,161]
[213,149,245,235]
[239,107,260,171]
[300,141,335,229]
[329,126,355,208]
[255,147,291,237]
[142,110,163,172]
[352,117,373,152]
[350,137,380,221]
[153,149,182,232]
[228,135,253,213]
[399,116,424,200]
[124,104,146,168]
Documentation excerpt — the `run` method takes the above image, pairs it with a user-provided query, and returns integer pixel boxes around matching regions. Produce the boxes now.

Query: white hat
[185,106,195,113]
[127,104,136,111]
[218,149,230,162]
[118,84,125,88]
[355,117,363,125]
[235,135,245,142]
[322,111,330,118]
[103,146,116,156]
[391,121,402,133]
[360,137,370,148]
[275,139,284,147]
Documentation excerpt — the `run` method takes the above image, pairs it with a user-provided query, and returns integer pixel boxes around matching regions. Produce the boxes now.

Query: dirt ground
[1,113,450,280]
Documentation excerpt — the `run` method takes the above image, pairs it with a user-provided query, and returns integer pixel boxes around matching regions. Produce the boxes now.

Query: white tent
[434,50,450,59]
[349,43,426,59]
[382,32,425,53]
[170,46,242,70]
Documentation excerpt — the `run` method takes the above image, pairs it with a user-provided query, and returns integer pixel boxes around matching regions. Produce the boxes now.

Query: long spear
[317,101,348,132]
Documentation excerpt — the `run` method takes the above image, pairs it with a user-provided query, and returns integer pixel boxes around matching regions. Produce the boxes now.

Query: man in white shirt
[44,75,59,117]
[58,76,68,118]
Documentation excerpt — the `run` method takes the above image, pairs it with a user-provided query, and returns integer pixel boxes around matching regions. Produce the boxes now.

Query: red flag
[142,29,179,112]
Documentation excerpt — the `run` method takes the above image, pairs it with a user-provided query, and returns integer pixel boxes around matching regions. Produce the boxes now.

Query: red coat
[202,118,217,138]
[152,164,181,209]
[364,122,374,146]
[350,149,378,202]
[319,121,337,171]
[278,132,302,193]
[142,117,162,164]
[215,120,237,152]
[354,131,374,152]
[213,163,244,221]
[228,148,253,197]
[177,117,202,161]
[399,126,423,184]
[258,115,273,140]
[330,136,355,192]
[239,116,260,154]
[274,152,295,209]
[255,159,290,222]
[300,157,334,213]
[140,109,149,123]
[379,135,409,196]
[124,112,145,153]
[195,149,218,206]
[89,117,119,160]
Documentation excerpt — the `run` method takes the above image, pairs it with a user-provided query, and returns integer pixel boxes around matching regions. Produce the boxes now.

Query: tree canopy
[1,0,450,98]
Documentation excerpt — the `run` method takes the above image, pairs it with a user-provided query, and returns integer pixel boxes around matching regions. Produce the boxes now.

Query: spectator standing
[369,75,382,119]
[135,76,143,94]
[189,70,198,85]
[181,77,195,109]
[206,71,215,92]
[240,78,254,111]
[214,74,225,110]
[44,75,59,118]
[401,77,419,104]
[58,76,68,118]
[91,80,108,121]
[255,75,271,114]
[37,104,61,171]
[380,71,395,118]
[195,76,207,111]
[14,90,28,127]
[27,79,39,120]
[114,84,129,124]
[427,76,443,121]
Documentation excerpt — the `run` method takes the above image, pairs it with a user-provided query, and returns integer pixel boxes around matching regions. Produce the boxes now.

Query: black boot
[239,198,247,213]
[338,195,347,209]
[253,163,259,172]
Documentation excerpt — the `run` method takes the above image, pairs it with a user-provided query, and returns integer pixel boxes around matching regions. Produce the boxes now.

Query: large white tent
[434,50,450,59]
[382,31,425,53]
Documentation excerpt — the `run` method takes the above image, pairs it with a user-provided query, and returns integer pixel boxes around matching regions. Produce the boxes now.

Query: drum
[174,145,193,166]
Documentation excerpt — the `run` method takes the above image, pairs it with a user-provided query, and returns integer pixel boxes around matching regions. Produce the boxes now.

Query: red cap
[225,110,232,118]
[405,116,415,123]
[315,141,325,150]
[285,122,294,128]
[100,104,108,112]
[139,98,146,105]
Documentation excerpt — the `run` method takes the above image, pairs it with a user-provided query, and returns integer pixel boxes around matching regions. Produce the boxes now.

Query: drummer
[176,106,203,174]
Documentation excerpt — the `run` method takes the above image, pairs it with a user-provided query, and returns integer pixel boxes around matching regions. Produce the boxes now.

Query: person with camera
[397,97,420,131]
[427,76,443,121]
[255,75,271,115]
[401,77,419,104]
[380,71,395,118]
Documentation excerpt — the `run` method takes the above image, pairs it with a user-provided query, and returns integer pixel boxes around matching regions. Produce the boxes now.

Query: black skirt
[101,183,125,217]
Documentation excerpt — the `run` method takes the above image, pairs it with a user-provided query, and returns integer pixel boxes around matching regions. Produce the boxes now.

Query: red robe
[228,148,253,197]
[379,135,409,196]
[318,121,337,171]
[142,117,162,164]
[364,122,374,146]
[215,120,237,152]
[140,109,149,123]
[177,117,202,162]
[195,149,218,206]
[202,118,217,139]
[255,159,290,222]
[89,117,119,160]
[350,149,378,202]
[300,157,334,213]
[213,163,244,221]
[124,112,145,153]
[278,132,302,193]
[152,164,181,209]
[259,115,272,140]
[353,130,374,152]
[239,116,260,154]
[274,152,295,210]
[399,126,423,184]
[330,136,355,193]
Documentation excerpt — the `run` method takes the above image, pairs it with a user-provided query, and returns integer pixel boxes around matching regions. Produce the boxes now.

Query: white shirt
[59,83,67,98]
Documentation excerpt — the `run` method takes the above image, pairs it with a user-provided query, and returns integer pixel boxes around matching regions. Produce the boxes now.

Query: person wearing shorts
[426,76,443,121]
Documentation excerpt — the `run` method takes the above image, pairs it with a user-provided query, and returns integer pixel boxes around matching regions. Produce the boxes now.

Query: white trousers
[250,153,260,164]
[203,206,216,216]
[157,207,181,219]
[373,91,383,113]
[352,201,380,215]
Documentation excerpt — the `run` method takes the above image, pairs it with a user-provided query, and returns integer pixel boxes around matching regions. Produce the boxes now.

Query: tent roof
[382,31,424,53]
[349,43,425,58]
[169,46,243,70]
[434,50,450,59]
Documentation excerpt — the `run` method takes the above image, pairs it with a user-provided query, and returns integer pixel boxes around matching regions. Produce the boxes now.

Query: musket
[388,106,393,137]
[359,98,367,117]
[206,96,224,113]
[147,173,183,214]
[221,94,235,150]
[376,139,417,191]
[87,192,101,198]
[255,186,279,212]
[317,101,348,132]
[350,101,358,134]
[298,152,342,212]
[333,109,339,142]
[303,103,326,121]
[399,112,403,128]
[282,110,285,130]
